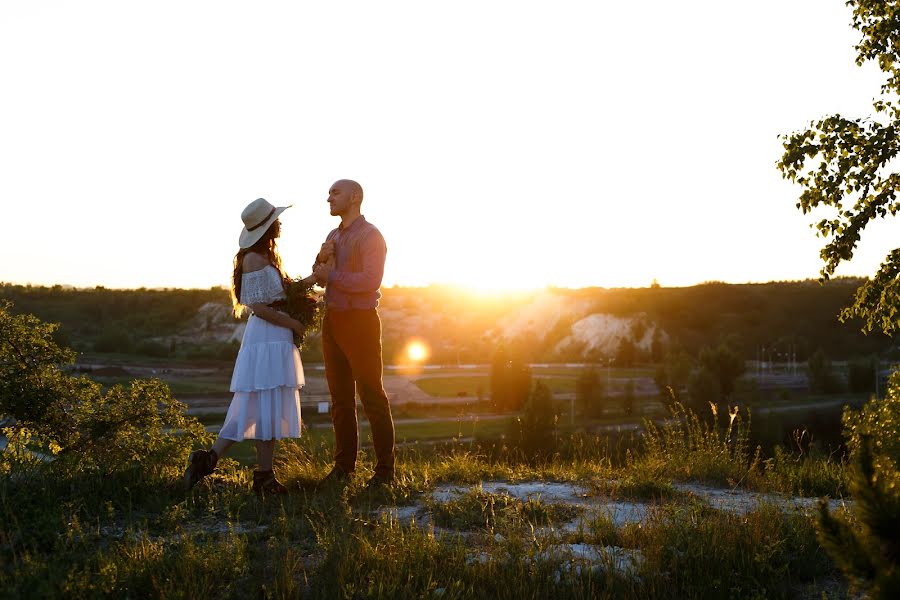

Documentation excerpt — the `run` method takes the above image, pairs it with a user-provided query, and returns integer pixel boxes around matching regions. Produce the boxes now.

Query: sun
[405,339,430,363]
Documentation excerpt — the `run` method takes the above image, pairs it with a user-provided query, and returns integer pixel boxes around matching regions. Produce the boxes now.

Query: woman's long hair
[231,220,287,317]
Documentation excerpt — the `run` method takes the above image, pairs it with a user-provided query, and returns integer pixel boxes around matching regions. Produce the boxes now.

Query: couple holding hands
[184,179,395,495]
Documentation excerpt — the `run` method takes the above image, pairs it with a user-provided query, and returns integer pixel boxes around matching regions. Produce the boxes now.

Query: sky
[0,1,896,291]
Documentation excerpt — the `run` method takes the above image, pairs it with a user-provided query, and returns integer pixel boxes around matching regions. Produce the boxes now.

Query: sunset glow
[405,340,430,363]
[0,1,894,291]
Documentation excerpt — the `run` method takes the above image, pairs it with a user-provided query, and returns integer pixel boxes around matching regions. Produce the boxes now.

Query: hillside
[0,278,891,364]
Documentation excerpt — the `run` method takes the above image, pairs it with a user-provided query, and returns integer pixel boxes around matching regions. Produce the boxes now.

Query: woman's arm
[247,304,305,335]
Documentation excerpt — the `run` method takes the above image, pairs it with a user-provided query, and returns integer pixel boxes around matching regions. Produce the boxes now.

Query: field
[0,408,853,599]
[0,309,882,598]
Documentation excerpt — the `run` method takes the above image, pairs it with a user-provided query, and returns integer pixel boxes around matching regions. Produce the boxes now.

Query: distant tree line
[2,278,895,365]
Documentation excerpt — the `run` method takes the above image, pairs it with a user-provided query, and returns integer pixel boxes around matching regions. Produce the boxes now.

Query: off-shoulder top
[239,265,286,307]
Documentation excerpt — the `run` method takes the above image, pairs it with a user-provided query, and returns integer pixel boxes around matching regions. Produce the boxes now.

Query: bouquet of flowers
[272,278,323,348]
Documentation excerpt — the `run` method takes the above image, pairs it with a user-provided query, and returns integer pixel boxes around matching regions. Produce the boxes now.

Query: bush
[815,371,900,598]
[490,345,531,412]
[508,381,557,457]
[842,369,900,470]
[0,301,210,477]
[847,355,878,394]
[135,339,170,358]
[686,367,720,415]
[93,326,134,354]
[575,366,605,417]
[807,348,844,394]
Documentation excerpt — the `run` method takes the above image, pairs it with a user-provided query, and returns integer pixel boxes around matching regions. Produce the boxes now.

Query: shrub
[842,370,900,468]
[93,326,134,354]
[639,402,760,488]
[847,355,878,393]
[807,348,844,394]
[0,301,210,477]
[508,381,557,457]
[135,339,170,358]
[575,366,605,417]
[815,371,900,598]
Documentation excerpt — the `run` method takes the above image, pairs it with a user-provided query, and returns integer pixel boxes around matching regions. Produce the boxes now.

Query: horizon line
[0,276,868,294]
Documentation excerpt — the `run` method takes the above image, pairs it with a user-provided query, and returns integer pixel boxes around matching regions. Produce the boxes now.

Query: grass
[428,487,580,531]
[0,404,854,599]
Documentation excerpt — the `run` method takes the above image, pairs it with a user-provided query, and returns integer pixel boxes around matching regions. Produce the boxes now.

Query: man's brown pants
[322,308,395,477]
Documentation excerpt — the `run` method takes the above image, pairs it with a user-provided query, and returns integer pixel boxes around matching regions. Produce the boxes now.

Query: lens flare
[406,339,430,363]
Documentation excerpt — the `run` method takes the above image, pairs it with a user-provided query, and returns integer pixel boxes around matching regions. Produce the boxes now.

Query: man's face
[328,181,355,216]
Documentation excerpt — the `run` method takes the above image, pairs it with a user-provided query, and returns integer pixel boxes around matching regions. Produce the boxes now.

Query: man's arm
[326,230,386,293]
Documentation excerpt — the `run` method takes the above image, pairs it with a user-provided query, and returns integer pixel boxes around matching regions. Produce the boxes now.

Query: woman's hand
[290,319,306,336]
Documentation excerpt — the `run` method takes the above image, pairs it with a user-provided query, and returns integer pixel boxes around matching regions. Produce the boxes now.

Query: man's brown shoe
[315,465,351,490]
[363,473,394,490]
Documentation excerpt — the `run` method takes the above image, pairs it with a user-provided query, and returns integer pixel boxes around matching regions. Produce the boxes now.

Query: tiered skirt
[220,315,304,441]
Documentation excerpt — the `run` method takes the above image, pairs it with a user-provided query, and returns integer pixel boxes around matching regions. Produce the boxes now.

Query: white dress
[220,265,304,441]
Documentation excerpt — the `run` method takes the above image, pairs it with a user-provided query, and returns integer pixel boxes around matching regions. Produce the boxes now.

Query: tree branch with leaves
[778,1,900,335]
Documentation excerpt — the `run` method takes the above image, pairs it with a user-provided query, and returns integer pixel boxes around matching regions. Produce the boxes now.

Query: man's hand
[314,262,333,285]
[318,240,335,262]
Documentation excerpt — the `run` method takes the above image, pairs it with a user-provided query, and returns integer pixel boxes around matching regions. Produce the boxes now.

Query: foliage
[842,369,900,469]
[490,345,531,412]
[622,379,635,417]
[807,348,845,394]
[817,437,900,599]
[653,350,693,405]
[508,380,557,457]
[686,367,720,414]
[848,354,879,393]
[3,279,892,364]
[640,402,759,488]
[615,337,637,367]
[277,276,323,348]
[697,341,745,400]
[777,0,900,335]
[0,301,210,476]
[576,366,606,417]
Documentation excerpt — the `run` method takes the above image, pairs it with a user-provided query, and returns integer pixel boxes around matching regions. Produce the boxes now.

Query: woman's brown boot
[184,449,218,491]
[252,470,288,496]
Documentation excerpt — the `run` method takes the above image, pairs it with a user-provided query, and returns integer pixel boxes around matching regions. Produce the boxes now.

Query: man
[313,179,395,488]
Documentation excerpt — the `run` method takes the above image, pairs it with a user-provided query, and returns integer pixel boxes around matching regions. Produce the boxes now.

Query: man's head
[328,179,364,217]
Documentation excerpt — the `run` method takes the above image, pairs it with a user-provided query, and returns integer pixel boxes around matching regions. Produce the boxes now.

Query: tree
[777,1,900,335]
[687,367,720,414]
[807,348,844,394]
[575,366,606,417]
[779,11,900,591]
[490,344,531,412]
[654,350,693,404]
[615,337,637,368]
[848,354,878,393]
[510,381,557,457]
[698,342,745,401]
[622,379,635,417]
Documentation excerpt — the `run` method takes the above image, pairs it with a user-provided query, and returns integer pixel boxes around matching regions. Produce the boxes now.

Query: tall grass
[0,409,853,599]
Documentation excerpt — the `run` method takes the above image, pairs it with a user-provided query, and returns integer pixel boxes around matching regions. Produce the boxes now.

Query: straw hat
[238,198,291,248]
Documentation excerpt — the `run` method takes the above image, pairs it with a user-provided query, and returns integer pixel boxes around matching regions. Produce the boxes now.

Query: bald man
[313,180,395,488]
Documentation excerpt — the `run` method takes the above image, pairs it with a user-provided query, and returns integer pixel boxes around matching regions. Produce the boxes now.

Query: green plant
[817,437,900,599]
[508,381,557,457]
[0,301,210,477]
[842,370,900,468]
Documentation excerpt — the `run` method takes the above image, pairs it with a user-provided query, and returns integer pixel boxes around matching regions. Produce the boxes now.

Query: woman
[184,198,316,495]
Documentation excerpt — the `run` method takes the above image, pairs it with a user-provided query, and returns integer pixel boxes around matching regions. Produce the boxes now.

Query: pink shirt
[321,216,386,310]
